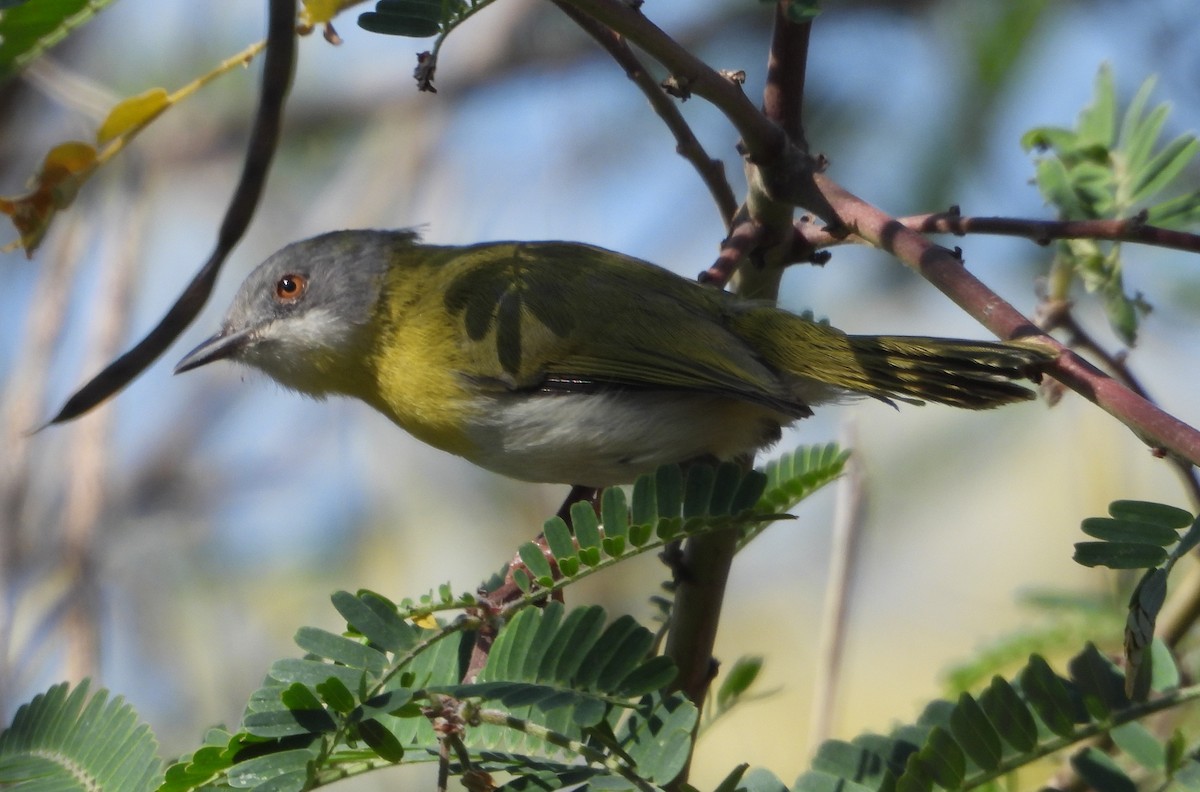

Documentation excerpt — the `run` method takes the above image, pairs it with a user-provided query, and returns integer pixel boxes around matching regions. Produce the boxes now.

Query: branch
[552,0,839,228]
[790,209,1200,257]
[41,0,297,426]
[666,0,815,745]
[814,174,1200,468]
[550,0,738,225]
[1040,301,1200,508]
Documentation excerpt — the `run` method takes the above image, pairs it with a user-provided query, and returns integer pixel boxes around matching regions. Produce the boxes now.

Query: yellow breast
[365,267,478,458]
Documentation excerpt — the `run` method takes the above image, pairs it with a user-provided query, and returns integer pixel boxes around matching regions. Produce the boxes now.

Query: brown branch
[762,1,811,144]
[666,0,816,751]
[815,174,1200,468]
[550,0,738,225]
[1041,301,1200,509]
[42,0,297,427]
[553,0,839,228]
[789,209,1200,258]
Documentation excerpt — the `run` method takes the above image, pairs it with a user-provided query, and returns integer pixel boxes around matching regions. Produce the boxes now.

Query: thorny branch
[789,209,1200,257]
[549,0,739,225]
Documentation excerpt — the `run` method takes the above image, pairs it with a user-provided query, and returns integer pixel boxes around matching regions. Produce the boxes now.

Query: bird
[175,229,1054,487]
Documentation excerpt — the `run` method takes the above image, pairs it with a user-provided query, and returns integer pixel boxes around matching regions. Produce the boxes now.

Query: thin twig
[552,0,839,228]
[663,9,816,782]
[789,210,1200,258]
[807,424,863,755]
[43,0,297,426]
[1040,301,1200,508]
[813,173,1200,469]
[550,1,738,225]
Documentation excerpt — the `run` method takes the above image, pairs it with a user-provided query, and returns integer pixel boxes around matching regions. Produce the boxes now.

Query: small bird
[176,230,1053,487]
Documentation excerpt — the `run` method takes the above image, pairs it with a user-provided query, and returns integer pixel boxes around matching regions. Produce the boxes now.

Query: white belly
[462,390,789,487]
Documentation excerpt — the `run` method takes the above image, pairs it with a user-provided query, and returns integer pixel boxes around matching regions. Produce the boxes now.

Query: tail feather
[733,309,1056,411]
[846,336,1052,408]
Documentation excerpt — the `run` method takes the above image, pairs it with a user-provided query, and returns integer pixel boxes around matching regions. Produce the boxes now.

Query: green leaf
[331,590,414,654]
[1081,517,1180,546]
[916,726,964,789]
[948,692,1002,771]
[571,614,642,689]
[1021,125,1078,153]
[732,469,769,514]
[1103,286,1139,347]
[269,658,364,690]
[1035,158,1088,218]
[1150,638,1181,692]
[616,655,677,697]
[716,656,763,710]
[1078,64,1117,149]
[793,769,878,792]
[570,501,602,551]
[782,0,821,23]
[614,693,696,783]
[1117,75,1158,157]
[358,0,461,38]
[315,678,356,714]
[729,768,787,792]
[978,675,1037,752]
[683,464,717,517]
[1109,500,1194,530]
[1111,721,1164,771]
[357,718,405,762]
[0,680,163,792]
[809,739,899,791]
[1145,190,1200,229]
[601,486,629,539]
[1070,746,1136,792]
[713,764,752,792]
[517,541,554,583]
[1126,569,1169,700]
[1073,541,1168,569]
[0,0,118,80]
[656,464,683,518]
[1129,134,1200,206]
[543,516,576,561]
[1019,655,1077,738]
[225,749,315,791]
[631,471,657,526]
[1067,643,1129,718]
[293,627,386,676]
[706,462,743,516]
[243,706,335,739]
[1170,758,1200,791]
[896,752,933,792]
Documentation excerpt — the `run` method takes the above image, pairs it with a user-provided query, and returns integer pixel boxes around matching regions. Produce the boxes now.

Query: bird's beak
[174,326,256,374]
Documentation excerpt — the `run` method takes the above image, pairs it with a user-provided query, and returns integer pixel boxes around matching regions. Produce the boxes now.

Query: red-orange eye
[274,273,308,302]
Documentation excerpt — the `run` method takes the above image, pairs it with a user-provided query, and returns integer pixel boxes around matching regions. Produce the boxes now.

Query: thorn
[660,75,691,101]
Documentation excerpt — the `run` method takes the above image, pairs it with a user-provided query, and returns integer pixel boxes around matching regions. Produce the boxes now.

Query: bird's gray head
[175,229,416,396]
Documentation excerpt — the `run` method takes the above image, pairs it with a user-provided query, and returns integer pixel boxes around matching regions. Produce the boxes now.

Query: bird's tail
[838,334,1054,408]
[733,309,1057,410]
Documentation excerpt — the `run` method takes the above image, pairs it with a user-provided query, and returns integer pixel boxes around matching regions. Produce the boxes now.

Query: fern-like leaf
[0,680,162,792]
[796,647,1200,792]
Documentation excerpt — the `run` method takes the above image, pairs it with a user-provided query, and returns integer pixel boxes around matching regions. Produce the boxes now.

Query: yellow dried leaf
[411,613,439,629]
[97,88,170,145]
[0,141,97,256]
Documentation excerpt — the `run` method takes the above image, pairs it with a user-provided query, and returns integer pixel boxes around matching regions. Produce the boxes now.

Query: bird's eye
[274,273,308,303]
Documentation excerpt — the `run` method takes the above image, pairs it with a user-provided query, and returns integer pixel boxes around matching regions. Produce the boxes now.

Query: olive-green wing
[440,241,806,415]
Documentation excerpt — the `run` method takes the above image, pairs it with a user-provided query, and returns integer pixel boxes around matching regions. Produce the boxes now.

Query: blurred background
[2,0,1200,787]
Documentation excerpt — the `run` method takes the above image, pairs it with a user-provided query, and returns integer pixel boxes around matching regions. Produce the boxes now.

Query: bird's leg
[463,485,600,682]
